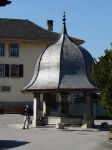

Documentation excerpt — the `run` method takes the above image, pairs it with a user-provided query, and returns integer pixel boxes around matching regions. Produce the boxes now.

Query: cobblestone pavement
[0,114,112,150]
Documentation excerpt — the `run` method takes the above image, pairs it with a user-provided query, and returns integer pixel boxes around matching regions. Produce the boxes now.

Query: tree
[92,49,112,116]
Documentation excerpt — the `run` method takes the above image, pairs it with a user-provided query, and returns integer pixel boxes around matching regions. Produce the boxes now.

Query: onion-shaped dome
[23,13,97,93]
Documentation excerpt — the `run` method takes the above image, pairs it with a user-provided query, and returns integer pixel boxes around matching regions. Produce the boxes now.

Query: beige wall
[0,40,48,102]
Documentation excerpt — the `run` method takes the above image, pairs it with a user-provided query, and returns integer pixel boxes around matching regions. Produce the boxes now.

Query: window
[9,64,23,77]
[9,44,19,57]
[0,44,5,56]
[0,64,5,77]
[0,64,23,77]
[1,86,11,92]
[10,65,19,77]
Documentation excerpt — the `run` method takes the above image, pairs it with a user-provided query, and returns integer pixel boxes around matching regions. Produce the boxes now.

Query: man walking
[23,105,32,129]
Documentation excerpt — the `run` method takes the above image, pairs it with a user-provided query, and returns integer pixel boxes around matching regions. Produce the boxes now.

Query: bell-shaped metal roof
[23,13,97,93]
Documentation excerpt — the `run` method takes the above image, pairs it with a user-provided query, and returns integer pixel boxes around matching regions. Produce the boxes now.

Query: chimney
[47,20,53,31]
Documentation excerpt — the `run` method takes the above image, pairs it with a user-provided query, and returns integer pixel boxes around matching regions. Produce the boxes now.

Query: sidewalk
[0,114,112,150]
[1,114,111,131]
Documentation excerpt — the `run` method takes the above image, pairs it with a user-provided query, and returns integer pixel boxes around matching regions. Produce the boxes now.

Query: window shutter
[5,64,9,77]
[19,64,23,77]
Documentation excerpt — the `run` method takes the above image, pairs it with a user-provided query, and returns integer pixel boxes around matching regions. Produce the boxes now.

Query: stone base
[81,120,94,129]
[81,123,88,129]
[55,123,64,129]
[41,116,82,125]
[32,119,41,127]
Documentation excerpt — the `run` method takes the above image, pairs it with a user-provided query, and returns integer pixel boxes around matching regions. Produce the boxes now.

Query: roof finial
[62,11,67,34]
[63,11,66,24]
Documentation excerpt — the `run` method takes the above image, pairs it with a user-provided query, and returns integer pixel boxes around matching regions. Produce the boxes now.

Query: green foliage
[92,49,112,116]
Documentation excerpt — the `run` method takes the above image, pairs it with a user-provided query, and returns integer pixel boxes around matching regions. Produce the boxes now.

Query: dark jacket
[24,107,32,116]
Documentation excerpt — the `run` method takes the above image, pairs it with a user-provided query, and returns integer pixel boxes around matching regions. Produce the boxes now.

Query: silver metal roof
[23,14,97,93]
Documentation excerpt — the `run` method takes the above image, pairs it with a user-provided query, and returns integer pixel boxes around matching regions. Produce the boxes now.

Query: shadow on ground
[95,125,112,131]
[0,140,29,149]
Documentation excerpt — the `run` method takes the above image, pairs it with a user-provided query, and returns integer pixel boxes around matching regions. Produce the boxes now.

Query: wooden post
[32,94,41,127]
[58,93,61,113]
[39,93,46,117]
[32,96,37,127]
[82,93,94,128]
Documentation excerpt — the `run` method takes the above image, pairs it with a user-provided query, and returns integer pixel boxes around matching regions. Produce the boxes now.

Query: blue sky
[0,0,112,59]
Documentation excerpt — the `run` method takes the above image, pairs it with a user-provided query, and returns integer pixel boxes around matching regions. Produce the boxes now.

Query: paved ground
[0,114,112,150]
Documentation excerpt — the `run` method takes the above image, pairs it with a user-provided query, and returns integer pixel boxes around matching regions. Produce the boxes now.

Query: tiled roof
[0,18,84,45]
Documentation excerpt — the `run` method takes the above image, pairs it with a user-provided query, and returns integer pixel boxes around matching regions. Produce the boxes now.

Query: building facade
[0,18,84,113]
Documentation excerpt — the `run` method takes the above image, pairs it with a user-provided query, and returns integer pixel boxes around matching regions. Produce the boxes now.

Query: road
[0,114,112,150]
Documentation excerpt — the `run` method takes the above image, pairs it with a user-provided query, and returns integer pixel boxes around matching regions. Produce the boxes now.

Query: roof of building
[23,14,97,93]
[0,18,84,45]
